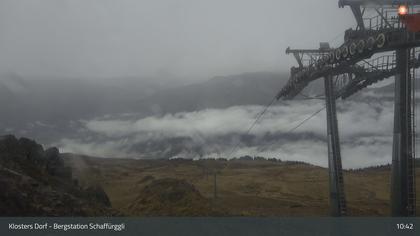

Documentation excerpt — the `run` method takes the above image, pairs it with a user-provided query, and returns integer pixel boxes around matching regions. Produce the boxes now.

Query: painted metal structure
[277,0,419,216]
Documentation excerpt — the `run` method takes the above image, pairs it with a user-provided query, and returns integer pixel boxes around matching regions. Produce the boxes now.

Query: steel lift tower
[284,45,347,216]
[278,0,420,216]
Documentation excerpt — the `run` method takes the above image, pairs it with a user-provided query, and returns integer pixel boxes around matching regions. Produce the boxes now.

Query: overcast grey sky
[0,0,354,80]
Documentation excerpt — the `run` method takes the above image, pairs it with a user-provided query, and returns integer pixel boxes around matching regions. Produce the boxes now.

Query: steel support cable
[274,104,326,144]
[299,92,325,100]
[225,95,278,160]
[220,30,344,172]
[249,103,327,161]
[285,105,326,134]
[201,94,279,188]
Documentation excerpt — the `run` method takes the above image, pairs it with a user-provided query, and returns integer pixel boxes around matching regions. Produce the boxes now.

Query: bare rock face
[0,135,117,216]
[17,137,45,163]
[45,147,72,179]
[0,135,70,179]
[0,135,25,166]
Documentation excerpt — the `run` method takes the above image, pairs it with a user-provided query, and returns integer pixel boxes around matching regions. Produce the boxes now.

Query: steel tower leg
[324,75,347,217]
[391,48,416,217]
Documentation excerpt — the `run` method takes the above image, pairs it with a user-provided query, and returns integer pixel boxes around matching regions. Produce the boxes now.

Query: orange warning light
[398,5,409,15]
[398,4,420,32]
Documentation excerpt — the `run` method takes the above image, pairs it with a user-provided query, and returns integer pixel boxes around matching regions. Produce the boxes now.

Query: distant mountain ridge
[0,71,404,152]
[135,72,288,115]
[0,72,288,141]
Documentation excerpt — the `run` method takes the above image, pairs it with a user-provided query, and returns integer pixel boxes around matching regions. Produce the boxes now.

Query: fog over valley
[0,0,414,169]
[0,71,411,168]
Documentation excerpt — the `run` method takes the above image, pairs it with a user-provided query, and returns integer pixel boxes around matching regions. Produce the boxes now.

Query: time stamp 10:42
[396,223,415,231]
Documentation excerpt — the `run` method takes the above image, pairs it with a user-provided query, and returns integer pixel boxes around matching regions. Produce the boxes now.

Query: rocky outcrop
[45,147,72,179]
[0,135,71,179]
[0,135,117,216]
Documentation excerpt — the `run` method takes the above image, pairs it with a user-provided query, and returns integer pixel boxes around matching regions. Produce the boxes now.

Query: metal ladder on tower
[336,154,347,216]
[327,76,347,216]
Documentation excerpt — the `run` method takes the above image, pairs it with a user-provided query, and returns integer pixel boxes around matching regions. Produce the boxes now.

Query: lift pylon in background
[284,44,347,216]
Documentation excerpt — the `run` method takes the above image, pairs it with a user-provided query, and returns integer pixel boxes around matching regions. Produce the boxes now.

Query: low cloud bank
[57,99,396,168]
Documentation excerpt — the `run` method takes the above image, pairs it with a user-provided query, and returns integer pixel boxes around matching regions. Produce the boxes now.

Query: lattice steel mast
[278,0,420,216]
